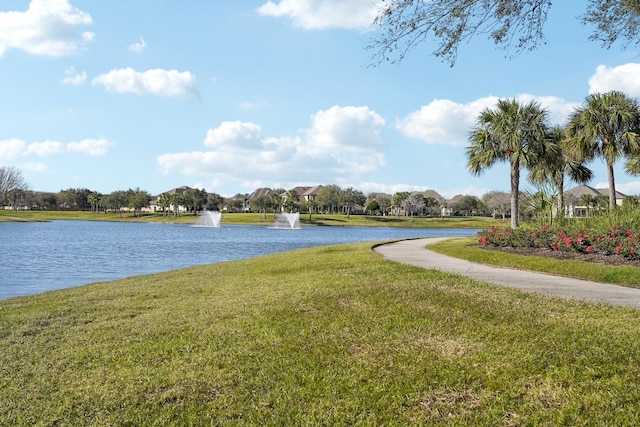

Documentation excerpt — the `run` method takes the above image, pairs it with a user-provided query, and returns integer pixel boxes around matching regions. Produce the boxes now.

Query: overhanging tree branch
[367,0,640,67]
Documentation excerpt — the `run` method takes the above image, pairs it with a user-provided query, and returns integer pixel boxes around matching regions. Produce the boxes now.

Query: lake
[1,220,477,300]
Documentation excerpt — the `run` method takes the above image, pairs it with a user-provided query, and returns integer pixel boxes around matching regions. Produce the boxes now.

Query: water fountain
[196,211,221,227]
[273,212,300,229]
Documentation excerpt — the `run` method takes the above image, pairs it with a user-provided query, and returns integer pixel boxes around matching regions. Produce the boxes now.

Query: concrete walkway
[374,238,640,309]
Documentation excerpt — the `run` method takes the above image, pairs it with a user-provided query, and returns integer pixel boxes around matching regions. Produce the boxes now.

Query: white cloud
[204,121,264,149]
[588,63,640,97]
[306,105,385,148]
[0,137,112,159]
[397,94,578,146]
[60,66,87,85]
[257,0,378,30]
[66,138,113,156]
[0,0,94,57]
[157,105,386,186]
[25,140,65,156]
[598,181,640,196]
[397,97,498,146]
[129,37,146,53]
[0,138,27,161]
[92,68,198,98]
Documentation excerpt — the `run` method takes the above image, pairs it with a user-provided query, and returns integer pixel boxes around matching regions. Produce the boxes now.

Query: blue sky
[2,1,640,199]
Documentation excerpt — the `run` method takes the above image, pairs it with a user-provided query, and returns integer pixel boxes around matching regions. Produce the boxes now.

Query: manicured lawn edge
[427,237,640,288]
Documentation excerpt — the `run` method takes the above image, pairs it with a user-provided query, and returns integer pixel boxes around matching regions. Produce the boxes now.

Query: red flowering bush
[477,224,640,260]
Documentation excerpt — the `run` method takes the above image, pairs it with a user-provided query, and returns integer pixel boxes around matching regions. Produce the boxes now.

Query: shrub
[477,215,640,261]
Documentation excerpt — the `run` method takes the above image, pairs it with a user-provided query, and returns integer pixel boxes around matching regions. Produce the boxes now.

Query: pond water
[1,220,477,300]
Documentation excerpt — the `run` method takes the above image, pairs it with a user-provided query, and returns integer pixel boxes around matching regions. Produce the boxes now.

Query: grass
[3,241,640,425]
[0,209,500,228]
[428,237,640,288]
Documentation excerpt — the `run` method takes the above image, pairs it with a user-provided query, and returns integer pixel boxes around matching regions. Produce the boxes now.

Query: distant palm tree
[564,91,640,210]
[306,198,317,220]
[528,125,593,219]
[467,99,553,228]
[580,193,597,217]
[170,193,182,217]
[251,195,269,221]
[158,193,171,217]
[270,190,284,217]
[87,191,101,213]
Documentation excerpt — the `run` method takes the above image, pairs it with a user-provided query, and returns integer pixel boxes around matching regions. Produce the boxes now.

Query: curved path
[374,238,640,309]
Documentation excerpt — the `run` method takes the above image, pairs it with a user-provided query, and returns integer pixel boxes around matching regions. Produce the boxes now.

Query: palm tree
[270,190,285,217]
[306,198,317,220]
[526,187,555,226]
[87,191,102,213]
[170,193,182,217]
[467,98,553,228]
[564,91,640,211]
[527,125,593,219]
[158,193,171,217]
[580,193,597,217]
[251,195,269,221]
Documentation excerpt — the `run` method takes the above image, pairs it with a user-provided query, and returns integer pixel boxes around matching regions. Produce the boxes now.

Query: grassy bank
[429,237,640,288]
[0,209,500,228]
[2,242,640,425]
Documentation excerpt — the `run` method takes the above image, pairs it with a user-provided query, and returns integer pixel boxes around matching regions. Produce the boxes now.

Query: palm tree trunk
[607,160,617,210]
[556,175,564,220]
[607,162,616,211]
[510,160,520,228]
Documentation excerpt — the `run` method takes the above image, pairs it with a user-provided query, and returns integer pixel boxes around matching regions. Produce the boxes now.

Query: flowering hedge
[477,225,640,260]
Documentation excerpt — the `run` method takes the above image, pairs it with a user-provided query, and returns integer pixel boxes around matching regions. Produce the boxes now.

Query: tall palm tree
[467,98,553,228]
[564,91,640,210]
[528,125,593,219]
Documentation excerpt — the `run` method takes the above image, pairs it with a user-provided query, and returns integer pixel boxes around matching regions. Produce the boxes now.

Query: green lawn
[2,241,640,425]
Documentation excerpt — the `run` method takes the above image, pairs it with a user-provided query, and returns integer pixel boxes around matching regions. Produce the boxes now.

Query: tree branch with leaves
[368,0,640,66]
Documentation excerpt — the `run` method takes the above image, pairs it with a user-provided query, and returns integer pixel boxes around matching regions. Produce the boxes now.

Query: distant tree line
[250,185,514,220]
[0,180,224,218]
[0,179,513,220]
[0,164,585,222]
[7,137,640,225]
[247,186,369,221]
[156,188,223,218]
